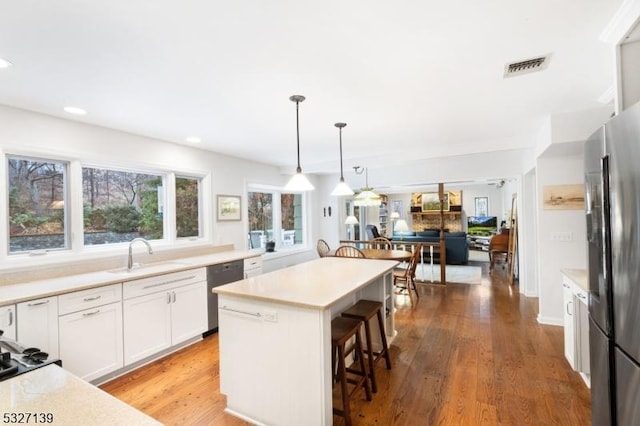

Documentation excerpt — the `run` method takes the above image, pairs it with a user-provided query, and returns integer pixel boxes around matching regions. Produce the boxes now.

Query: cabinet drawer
[244,256,263,271]
[123,268,206,300]
[59,284,122,315]
[573,286,588,305]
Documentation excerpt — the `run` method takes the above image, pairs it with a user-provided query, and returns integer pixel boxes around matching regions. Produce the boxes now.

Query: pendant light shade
[285,95,315,192]
[331,122,354,196]
[353,168,381,206]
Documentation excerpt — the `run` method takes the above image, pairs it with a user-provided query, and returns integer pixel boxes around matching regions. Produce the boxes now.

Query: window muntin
[82,167,165,245]
[175,176,200,238]
[8,156,68,253]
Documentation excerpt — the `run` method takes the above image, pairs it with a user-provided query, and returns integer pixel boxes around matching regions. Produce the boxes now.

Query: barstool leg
[361,319,377,393]
[337,344,351,426]
[376,310,392,370]
[355,331,372,401]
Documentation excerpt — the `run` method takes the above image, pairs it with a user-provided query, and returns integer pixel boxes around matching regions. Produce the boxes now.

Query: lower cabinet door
[58,301,123,382]
[171,282,207,344]
[17,297,59,359]
[123,291,172,366]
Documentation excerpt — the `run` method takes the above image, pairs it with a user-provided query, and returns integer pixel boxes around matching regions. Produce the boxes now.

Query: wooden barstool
[331,316,372,426]
[341,300,392,393]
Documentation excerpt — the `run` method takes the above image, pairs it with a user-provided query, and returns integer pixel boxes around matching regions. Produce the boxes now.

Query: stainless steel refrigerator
[585,101,640,426]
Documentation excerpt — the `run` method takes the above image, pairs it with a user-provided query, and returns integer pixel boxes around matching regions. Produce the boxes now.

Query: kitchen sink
[107,260,192,275]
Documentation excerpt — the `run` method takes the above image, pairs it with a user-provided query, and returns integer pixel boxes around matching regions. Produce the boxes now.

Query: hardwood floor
[101,259,591,425]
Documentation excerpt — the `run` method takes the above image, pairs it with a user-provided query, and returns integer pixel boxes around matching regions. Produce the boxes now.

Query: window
[82,167,165,245]
[248,188,305,250]
[175,176,200,238]
[8,156,68,253]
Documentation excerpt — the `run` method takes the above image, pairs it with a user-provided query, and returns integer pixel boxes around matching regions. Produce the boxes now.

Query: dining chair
[393,243,421,299]
[317,239,331,257]
[370,237,392,250]
[334,245,366,258]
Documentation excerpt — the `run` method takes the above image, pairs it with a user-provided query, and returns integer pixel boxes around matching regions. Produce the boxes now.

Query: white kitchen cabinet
[58,301,123,382]
[562,271,590,387]
[123,269,207,366]
[243,256,263,278]
[563,277,575,369]
[0,305,16,340]
[573,285,590,376]
[17,296,59,358]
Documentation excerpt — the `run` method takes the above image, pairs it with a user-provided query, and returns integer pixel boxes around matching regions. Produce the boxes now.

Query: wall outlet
[263,311,278,322]
[551,231,573,242]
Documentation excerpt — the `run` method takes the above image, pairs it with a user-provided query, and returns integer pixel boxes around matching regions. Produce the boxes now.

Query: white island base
[214,257,398,426]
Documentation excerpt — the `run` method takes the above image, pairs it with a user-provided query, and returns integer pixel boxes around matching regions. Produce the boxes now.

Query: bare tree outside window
[82,167,164,245]
[176,177,200,238]
[8,157,68,253]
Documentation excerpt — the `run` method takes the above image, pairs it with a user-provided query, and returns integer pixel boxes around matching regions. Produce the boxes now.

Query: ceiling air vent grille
[504,55,549,78]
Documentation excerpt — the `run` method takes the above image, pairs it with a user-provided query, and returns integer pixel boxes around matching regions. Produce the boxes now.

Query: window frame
[1,148,209,264]
[6,154,71,255]
[247,184,309,253]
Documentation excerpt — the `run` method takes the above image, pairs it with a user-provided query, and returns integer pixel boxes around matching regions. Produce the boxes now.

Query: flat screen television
[467,216,497,236]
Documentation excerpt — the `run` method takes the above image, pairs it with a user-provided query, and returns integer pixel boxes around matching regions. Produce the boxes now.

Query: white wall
[0,105,319,273]
[535,155,587,325]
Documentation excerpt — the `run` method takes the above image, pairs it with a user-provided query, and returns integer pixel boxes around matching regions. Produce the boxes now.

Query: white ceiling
[0,0,623,174]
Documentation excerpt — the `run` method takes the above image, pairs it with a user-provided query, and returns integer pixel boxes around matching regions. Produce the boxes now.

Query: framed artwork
[542,184,585,210]
[391,200,403,217]
[217,195,241,221]
[422,192,449,212]
[475,197,489,216]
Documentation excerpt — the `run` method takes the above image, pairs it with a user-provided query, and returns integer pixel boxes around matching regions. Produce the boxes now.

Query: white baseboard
[537,315,564,326]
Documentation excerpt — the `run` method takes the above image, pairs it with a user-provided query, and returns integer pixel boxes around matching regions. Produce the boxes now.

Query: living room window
[7,156,69,253]
[247,186,306,251]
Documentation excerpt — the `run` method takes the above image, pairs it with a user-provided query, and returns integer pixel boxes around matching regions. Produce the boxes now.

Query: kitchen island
[214,257,398,426]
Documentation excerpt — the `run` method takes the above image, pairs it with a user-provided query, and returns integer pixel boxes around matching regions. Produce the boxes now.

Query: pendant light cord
[295,100,302,173]
[339,126,345,181]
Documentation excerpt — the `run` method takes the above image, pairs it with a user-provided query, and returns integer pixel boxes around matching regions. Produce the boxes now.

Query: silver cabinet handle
[28,300,50,307]
[167,292,172,304]
[171,291,176,303]
[567,300,573,315]
[82,309,100,317]
[220,305,261,318]
[8,310,13,326]
[577,293,587,300]
[83,295,102,302]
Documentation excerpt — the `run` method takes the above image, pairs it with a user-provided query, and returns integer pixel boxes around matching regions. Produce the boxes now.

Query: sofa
[391,230,469,264]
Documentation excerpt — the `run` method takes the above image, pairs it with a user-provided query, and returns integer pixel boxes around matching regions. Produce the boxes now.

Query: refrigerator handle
[601,155,612,285]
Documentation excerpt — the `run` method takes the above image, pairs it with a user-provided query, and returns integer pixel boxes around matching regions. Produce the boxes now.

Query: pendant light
[354,167,382,206]
[331,122,354,196]
[284,95,314,191]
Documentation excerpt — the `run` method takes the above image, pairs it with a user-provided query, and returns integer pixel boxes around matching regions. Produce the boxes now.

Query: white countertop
[562,268,588,292]
[214,257,398,309]
[0,249,260,306]
[0,364,160,425]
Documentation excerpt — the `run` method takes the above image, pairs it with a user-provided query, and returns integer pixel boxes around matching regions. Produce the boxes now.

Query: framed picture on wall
[217,195,241,221]
[422,192,449,212]
[475,197,488,217]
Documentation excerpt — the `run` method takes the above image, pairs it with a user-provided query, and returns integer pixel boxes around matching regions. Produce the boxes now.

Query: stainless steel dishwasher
[204,260,244,336]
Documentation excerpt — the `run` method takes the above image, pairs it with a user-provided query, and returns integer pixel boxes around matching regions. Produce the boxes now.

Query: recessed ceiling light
[0,58,13,69]
[63,106,87,115]
[185,137,201,143]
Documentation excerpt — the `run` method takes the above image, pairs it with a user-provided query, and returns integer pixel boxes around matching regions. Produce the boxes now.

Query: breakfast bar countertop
[213,257,398,309]
[0,364,161,425]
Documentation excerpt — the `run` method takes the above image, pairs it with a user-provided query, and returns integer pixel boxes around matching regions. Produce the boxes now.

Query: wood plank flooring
[101,259,591,425]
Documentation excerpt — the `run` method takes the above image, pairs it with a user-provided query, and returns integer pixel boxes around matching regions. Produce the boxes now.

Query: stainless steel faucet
[127,238,153,271]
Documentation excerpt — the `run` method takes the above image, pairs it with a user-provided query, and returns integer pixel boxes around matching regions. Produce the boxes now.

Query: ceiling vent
[504,55,550,78]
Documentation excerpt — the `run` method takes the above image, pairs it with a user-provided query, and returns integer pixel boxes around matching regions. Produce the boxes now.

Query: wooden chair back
[370,237,392,249]
[334,245,366,258]
[317,239,330,257]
